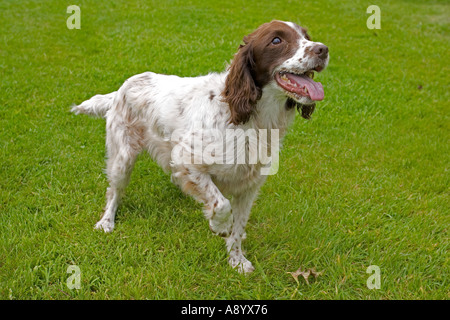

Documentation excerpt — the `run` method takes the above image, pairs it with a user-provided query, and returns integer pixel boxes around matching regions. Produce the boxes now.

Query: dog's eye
[271,37,282,45]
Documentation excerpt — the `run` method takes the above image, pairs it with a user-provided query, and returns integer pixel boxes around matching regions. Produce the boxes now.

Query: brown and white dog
[72,20,329,273]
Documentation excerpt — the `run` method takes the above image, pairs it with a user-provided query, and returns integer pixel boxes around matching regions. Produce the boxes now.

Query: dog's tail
[71,91,117,118]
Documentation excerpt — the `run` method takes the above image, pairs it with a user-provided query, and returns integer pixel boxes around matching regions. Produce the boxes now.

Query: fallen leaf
[288,267,323,284]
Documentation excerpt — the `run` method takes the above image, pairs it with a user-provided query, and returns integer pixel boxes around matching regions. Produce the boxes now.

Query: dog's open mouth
[275,70,324,101]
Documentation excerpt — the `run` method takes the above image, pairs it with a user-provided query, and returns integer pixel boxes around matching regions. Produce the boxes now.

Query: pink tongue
[286,73,324,101]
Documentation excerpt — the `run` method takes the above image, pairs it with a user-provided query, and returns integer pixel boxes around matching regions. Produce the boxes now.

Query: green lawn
[0,0,448,299]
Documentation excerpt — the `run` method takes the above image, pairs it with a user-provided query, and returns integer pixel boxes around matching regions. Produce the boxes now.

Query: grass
[0,0,449,299]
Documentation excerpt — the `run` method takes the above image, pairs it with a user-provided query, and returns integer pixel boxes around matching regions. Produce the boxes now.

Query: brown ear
[222,41,261,125]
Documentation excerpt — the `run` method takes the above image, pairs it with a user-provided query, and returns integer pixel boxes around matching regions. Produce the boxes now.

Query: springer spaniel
[72,20,329,273]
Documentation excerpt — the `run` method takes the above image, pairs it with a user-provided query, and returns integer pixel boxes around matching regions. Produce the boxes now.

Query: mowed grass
[0,0,448,299]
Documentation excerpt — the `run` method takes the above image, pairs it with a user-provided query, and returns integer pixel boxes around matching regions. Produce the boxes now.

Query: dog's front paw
[208,199,233,237]
[229,256,255,274]
[94,218,115,233]
[209,215,233,238]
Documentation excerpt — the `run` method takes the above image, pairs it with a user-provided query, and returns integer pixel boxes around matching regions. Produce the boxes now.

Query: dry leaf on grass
[287,267,323,284]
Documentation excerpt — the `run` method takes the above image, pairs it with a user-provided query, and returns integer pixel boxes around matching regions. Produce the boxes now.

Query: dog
[72,20,329,273]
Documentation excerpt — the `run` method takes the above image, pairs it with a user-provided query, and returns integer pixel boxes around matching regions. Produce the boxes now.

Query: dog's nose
[312,44,328,59]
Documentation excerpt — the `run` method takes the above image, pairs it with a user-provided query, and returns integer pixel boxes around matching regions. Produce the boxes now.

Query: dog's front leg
[173,168,233,237]
[225,188,261,273]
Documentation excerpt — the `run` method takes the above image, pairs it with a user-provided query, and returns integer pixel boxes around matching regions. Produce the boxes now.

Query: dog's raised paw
[209,214,233,237]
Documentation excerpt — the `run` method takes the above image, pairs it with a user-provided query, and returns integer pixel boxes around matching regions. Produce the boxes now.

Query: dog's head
[222,20,329,125]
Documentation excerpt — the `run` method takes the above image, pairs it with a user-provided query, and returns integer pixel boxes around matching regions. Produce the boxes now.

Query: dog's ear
[222,38,261,125]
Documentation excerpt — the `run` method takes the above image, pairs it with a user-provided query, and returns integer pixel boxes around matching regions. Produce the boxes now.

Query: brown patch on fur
[303,46,314,59]
[176,167,210,206]
[182,181,202,199]
[126,123,146,152]
[123,110,146,153]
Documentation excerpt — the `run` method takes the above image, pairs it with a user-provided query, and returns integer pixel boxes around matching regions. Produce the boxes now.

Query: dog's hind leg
[95,117,142,232]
